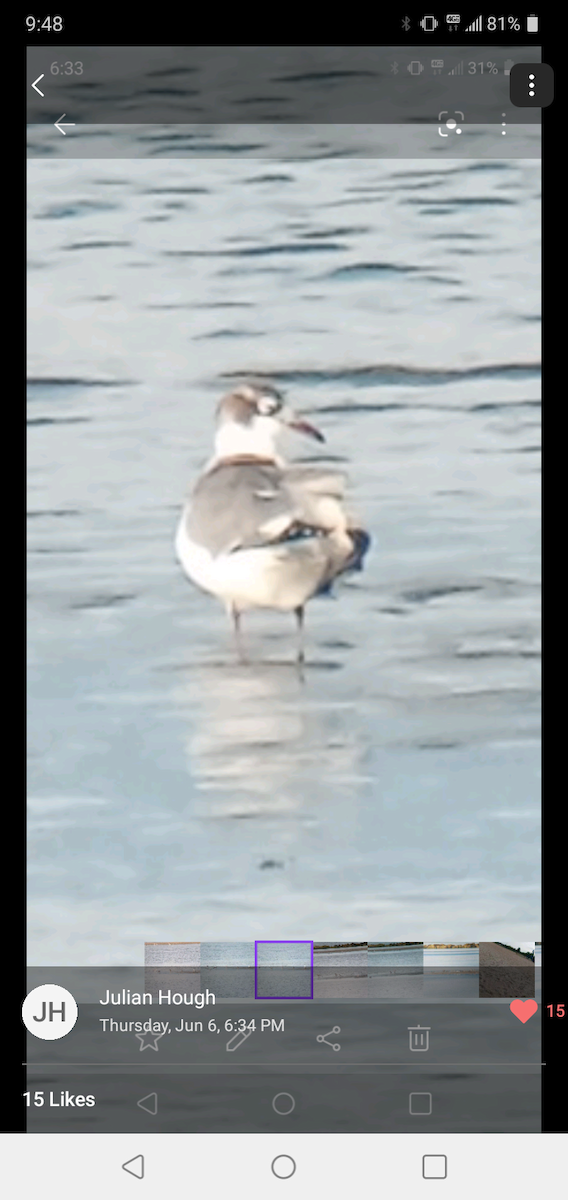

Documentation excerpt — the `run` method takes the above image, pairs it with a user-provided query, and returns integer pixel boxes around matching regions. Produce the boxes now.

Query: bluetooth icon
[402,16,411,30]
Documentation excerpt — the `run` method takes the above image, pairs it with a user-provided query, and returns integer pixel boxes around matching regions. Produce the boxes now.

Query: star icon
[135,1029,166,1052]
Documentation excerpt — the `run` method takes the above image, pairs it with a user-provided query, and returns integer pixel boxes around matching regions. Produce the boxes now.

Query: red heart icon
[510,999,538,1022]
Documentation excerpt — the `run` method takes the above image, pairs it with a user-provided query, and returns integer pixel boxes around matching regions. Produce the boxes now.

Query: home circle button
[271,1155,296,1179]
[272,1092,295,1115]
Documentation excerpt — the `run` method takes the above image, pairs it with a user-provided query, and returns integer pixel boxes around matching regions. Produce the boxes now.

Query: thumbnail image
[479,941,535,998]
[423,943,479,998]
[144,941,200,999]
[200,942,256,999]
[255,940,313,999]
[313,942,368,998]
[368,942,424,998]
[144,941,200,968]
[535,943,541,1001]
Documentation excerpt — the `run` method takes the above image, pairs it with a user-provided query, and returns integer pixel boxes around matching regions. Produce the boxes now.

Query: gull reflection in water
[171,656,368,824]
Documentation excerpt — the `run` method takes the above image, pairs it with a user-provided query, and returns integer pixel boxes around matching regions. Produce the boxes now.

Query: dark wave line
[69,594,136,610]
[27,509,81,520]
[64,240,132,250]
[327,262,419,277]
[274,70,378,83]
[27,416,89,427]
[163,242,347,257]
[27,377,138,389]
[404,196,516,206]
[221,363,541,387]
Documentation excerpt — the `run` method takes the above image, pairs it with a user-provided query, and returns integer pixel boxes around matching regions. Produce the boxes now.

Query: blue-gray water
[424,947,479,969]
[369,946,423,970]
[27,147,540,963]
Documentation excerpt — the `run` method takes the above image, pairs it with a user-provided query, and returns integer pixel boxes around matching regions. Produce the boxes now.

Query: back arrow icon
[122,1155,144,1180]
[32,74,45,96]
[137,1092,158,1115]
[54,114,75,136]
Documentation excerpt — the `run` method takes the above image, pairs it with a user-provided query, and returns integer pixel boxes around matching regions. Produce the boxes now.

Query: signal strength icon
[465,14,483,31]
[448,61,464,74]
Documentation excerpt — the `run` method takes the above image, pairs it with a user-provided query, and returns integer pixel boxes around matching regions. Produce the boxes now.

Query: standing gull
[175,383,369,661]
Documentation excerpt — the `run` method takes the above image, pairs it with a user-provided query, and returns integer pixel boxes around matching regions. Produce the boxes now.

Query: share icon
[316,1025,341,1051]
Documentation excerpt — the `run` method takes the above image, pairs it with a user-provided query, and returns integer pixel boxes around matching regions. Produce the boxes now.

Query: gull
[175,383,369,661]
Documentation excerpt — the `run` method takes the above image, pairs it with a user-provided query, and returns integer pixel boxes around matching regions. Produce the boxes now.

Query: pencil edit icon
[408,1024,430,1051]
[226,1028,254,1052]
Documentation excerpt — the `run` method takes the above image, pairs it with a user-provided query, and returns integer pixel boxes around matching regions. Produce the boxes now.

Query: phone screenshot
[20,13,558,1197]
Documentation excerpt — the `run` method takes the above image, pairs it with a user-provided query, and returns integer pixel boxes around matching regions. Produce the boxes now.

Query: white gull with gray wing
[175,384,369,654]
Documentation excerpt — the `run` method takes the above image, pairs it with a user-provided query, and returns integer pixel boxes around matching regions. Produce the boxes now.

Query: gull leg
[294,605,305,666]
[230,604,247,662]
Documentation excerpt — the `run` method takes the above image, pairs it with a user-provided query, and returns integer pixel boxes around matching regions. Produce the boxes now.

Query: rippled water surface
[369,946,423,970]
[27,146,541,962]
[424,947,480,969]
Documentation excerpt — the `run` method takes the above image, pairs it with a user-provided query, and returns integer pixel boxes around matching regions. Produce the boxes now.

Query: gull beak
[286,410,325,443]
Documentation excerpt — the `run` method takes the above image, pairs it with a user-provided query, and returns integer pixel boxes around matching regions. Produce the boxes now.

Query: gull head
[213,383,324,462]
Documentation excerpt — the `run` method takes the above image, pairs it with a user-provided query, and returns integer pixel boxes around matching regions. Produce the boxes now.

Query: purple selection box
[255,940,314,999]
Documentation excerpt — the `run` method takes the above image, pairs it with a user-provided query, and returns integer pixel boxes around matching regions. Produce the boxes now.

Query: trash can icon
[408,1024,430,1051]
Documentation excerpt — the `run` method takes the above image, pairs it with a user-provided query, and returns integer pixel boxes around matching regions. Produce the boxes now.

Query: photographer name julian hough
[99,989,215,1007]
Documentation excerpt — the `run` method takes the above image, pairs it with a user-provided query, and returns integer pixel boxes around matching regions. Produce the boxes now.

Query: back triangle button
[122,1154,144,1179]
[137,1092,158,1115]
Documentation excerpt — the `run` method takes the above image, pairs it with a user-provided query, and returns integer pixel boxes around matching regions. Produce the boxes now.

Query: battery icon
[527,14,538,31]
